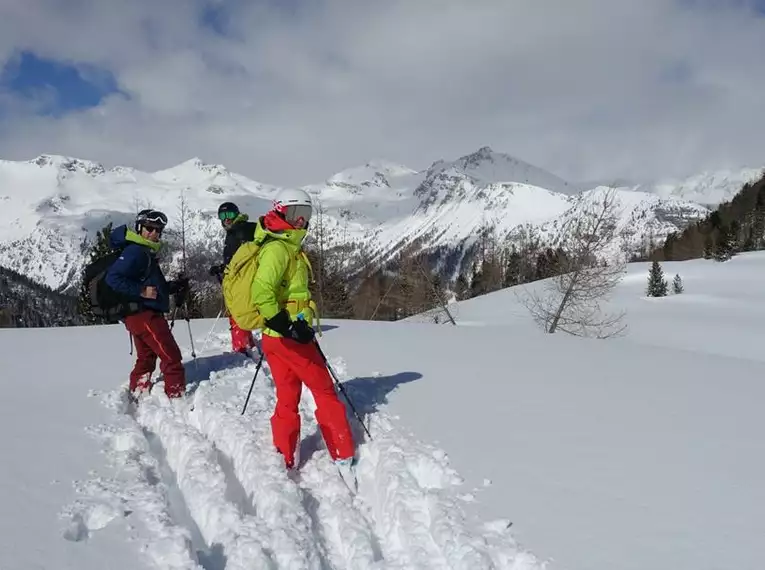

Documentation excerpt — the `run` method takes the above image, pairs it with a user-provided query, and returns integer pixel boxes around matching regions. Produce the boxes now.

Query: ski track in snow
[63,332,543,570]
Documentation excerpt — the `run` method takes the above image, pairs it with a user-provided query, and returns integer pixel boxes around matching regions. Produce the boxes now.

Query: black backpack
[82,249,142,323]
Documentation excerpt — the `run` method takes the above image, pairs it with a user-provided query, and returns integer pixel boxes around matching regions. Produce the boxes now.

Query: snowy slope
[412,250,765,361]
[2,254,764,570]
[0,324,542,570]
[0,150,759,291]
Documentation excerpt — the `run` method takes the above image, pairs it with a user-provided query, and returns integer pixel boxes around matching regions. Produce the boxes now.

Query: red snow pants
[229,315,255,353]
[262,334,355,468]
[124,310,186,398]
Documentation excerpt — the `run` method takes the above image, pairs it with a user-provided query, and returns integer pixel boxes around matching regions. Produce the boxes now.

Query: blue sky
[0,0,306,120]
[0,51,123,117]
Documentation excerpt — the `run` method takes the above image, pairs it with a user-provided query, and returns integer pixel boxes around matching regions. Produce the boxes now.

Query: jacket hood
[255,213,307,248]
[109,224,162,252]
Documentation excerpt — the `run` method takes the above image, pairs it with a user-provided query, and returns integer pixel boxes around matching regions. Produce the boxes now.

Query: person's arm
[251,242,290,321]
[104,247,149,298]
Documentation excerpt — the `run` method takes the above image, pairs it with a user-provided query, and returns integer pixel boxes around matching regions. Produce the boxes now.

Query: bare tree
[176,189,189,273]
[415,257,456,325]
[520,187,627,338]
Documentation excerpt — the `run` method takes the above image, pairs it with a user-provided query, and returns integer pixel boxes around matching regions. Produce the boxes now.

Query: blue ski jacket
[104,224,171,313]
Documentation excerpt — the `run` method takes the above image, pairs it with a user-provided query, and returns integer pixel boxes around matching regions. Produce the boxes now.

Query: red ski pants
[229,315,255,353]
[124,310,186,398]
[262,334,355,467]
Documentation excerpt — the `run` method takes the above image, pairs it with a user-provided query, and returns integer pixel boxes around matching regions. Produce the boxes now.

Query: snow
[641,167,764,206]
[0,325,538,570]
[405,252,765,568]
[436,146,575,195]
[1,149,757,291]
[2,253,764,570]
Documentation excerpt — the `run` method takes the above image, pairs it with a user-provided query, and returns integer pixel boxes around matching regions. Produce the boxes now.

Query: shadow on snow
[298,370,423,466]
[183,351,256,386]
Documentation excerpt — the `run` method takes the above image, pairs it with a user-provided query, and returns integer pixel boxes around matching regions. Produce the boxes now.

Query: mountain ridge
[0,147,761,292]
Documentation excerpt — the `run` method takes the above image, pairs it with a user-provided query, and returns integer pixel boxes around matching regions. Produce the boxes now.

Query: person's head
[217,202,240,230]
[134,209,168,242]
[271,189,312,229]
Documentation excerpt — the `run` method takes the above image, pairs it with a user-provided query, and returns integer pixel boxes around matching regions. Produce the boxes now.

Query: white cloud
[0,0,764,186]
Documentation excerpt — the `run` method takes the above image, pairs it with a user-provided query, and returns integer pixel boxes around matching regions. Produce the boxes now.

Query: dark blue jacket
[104,225,171,313]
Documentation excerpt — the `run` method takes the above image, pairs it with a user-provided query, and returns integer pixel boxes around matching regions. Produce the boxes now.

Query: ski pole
[313,340,373,440]
[241,352,264,415]
[185,316,197,360]
[201,308,223,350]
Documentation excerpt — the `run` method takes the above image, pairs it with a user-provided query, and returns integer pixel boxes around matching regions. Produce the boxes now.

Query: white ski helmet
[273,188,313,227]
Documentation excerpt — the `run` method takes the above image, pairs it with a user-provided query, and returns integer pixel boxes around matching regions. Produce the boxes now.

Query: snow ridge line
[266,356,391,567]
[61,390,204,570]
[292,455,387,569]
[135,393,277,570]
[204,359,385,569]
[321,357,542,570]
[359,422,494,569]
[185,381,327,570]
[357,417,541,570]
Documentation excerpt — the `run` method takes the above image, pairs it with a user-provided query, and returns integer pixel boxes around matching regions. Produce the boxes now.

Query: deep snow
[1,253,764,570]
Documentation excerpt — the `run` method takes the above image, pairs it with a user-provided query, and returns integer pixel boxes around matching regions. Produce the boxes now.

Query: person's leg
[262,335,303,468]
[274,338,355,461]
[138,312,186,398]
[123,314,157,393]
[230,316,255,353]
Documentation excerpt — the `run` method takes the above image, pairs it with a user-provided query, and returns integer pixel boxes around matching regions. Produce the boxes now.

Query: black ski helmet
[217,202,239,217]
[135,209,168,232]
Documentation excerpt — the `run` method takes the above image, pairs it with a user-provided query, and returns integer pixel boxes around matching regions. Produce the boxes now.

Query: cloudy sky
[0,0,764,187]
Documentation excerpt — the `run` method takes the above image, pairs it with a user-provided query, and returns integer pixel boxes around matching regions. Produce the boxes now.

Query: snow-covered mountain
[633,168,765,206]
[0,148,760,292]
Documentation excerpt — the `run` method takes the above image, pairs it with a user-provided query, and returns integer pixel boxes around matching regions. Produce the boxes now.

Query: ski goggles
[139,210,168,226]
[137,210,167,233]
[283,204,312,225]
[142,224,164,234]
[219,211,238,221]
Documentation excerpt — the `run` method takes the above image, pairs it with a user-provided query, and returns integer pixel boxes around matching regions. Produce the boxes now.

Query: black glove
[291,317,316,344]
[209,264,224,277]
[169,275,190,305]
[265,309,315,344]
[168,275,189,293]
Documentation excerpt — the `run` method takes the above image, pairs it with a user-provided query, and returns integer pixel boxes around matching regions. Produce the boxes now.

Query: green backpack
[222,240,270,331]
[222,237,319,332]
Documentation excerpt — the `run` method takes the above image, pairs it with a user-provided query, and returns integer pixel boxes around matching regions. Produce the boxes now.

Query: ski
[335,458,358,494]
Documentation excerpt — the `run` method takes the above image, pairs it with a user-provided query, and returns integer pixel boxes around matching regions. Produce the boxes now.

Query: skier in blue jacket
[105,209,189,398]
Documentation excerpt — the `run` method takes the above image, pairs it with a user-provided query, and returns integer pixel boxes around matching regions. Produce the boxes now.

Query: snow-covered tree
[672,273,684,294]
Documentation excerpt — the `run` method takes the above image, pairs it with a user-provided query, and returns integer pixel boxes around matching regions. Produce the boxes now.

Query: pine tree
[646,260,668,297]
[713,224,736,261]
[454,272,469,301]
[672,273,683,294]
[78,222,115,324]
[468,265,485,298]
[503,246,522,287]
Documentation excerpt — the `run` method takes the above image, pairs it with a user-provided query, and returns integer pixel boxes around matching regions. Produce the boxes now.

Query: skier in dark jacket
[209,202,257,353]
[208,202,258,271]
[105,209,190,398]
